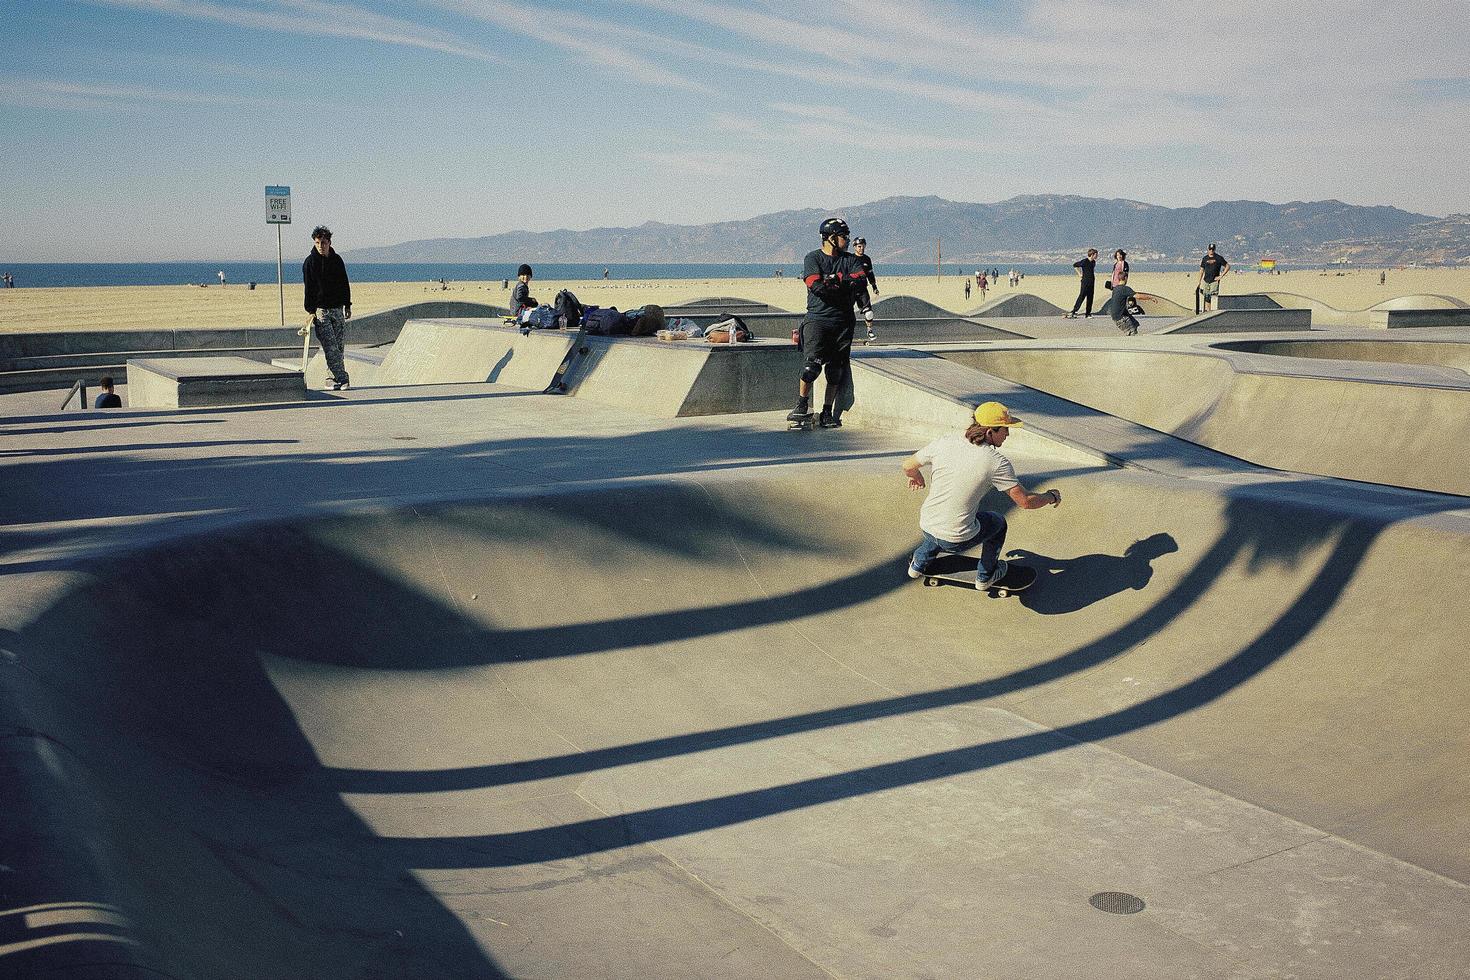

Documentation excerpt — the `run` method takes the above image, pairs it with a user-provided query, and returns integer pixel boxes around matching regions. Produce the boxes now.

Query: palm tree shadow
[1011,532,1179,614]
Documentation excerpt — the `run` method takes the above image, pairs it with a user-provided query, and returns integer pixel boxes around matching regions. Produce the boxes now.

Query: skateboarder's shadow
[1008,532,1178,615]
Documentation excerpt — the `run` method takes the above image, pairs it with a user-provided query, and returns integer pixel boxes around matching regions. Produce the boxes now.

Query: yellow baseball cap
[974,401,1023,427]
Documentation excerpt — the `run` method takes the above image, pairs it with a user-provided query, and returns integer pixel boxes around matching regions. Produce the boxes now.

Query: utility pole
[936,238,942,282]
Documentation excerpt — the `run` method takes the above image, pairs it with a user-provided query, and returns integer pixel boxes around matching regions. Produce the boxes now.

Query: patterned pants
[312,307,349,385]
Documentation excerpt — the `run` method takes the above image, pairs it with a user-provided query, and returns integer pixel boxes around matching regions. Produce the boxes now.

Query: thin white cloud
[87,0,503,62]
[0,75,283,111]
[431,0,717,94]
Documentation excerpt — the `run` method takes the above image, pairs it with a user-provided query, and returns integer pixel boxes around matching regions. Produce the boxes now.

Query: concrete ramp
[964,293,1066,317]
[1154,308,1313,333]
[6,467,1469,978]
[943,344,1470,495]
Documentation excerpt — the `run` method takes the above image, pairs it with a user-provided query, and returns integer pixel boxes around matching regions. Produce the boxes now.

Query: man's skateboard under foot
[917,554,1037,597]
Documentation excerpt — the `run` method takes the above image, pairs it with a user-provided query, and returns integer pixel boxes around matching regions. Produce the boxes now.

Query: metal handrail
[59,379,88,411]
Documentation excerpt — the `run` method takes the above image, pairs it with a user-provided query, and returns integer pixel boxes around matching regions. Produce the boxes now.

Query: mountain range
[354,195,1466,266]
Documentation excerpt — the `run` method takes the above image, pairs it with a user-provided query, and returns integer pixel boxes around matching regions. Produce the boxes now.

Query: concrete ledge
[126,356,306,408]
[1375,309,1470,329]
[375,318,803,416]
[1155,308,1313,333]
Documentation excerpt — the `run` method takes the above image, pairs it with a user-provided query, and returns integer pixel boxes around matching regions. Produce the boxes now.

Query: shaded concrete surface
[2,382,1469,978]
[1221,292,1470,328]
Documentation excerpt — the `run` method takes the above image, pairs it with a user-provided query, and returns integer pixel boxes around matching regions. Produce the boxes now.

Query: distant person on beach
[787,217,867,429]
[602,267,610,280]
[511,264,537,314]
[978,271,988,299]
[2,272,11,288]
[964,278,971,301]
[1380,270,1387,286]
[302,225,352,391]
[93,375,122,409]
[853,237,879,341]
[217,269,226,287]
[1197,244,1229,310]
[902,401,1062,589]
[1064,249,1099,319]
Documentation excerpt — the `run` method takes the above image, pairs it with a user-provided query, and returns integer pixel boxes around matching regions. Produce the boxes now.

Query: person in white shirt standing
[901,402,1062,589]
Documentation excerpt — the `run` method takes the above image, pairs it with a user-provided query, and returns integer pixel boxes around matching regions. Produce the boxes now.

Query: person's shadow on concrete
[1009,533,1178,615]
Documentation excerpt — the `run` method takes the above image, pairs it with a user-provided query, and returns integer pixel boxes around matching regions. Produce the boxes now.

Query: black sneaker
[819,408,842,428]
[786,398,811,423]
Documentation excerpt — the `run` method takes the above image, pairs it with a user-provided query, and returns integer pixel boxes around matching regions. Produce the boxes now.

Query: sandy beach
[0,268,1466,333]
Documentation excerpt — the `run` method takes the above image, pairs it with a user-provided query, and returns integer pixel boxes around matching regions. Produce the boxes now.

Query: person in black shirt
[510,264,537,315]
[1063,248,1099,318]
[93,375,122,409]
[302,225,352,390]
[1197,244,1229,310]
[852,237,879,341]
[789,217,868,428]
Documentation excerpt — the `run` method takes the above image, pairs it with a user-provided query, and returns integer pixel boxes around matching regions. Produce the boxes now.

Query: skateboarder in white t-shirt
[901,402,1062,589]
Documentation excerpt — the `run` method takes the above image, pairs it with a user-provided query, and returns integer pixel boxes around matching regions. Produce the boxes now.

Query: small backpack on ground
[630,304,665,337]
[554,289,583,330]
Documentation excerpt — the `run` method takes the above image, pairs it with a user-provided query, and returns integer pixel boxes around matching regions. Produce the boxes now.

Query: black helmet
[853,237,866,246]
[819,217,850,240]
[517,263,533,278]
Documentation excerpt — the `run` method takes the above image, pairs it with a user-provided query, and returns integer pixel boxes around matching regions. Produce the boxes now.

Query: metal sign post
[266,185,298,362]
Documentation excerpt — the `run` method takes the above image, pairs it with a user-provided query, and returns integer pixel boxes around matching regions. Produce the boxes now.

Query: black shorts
[802,317,855,363]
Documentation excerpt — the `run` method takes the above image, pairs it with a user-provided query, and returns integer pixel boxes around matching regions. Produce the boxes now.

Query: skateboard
[919,554,1037,597]
[545,322,590,394]
[787,412,816,431]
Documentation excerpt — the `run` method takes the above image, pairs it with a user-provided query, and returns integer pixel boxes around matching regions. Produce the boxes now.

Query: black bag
[553,289,583,330]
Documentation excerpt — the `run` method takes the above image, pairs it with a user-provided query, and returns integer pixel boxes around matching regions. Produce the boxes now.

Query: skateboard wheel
[923,578,938,587]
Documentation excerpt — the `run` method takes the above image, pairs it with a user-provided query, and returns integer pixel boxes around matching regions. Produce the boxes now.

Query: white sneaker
[975,559,1009,589]
[337,381,351,391]
[907,564,924,579]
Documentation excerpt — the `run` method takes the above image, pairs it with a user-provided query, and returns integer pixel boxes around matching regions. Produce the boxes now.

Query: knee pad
[800,358,823,384]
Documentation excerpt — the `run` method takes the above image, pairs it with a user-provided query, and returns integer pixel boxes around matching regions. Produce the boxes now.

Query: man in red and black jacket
[789,217,868,428]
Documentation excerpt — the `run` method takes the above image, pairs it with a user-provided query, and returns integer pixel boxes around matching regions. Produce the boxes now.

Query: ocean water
[0,261,1220,289]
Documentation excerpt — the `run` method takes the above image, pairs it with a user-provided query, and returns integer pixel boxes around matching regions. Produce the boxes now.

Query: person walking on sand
[787,217,868,429]
[978,271,988,299]
[1063,248,1098,319]
[853,237,879,342]
[302,225,352,391]
[902,402,1062,590]
[217,269,226,287]
[965,278,972,301]
[1197,243,1229,311]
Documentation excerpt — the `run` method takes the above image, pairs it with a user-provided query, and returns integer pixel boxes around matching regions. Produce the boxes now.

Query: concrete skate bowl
[1216,338,1470,373]
[943,346,1470,496]
[6,474,1470,977]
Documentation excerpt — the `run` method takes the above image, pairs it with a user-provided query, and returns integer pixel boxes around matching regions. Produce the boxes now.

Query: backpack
[553,289,583,330]
[582,306,623,335]
[629,304,665,337]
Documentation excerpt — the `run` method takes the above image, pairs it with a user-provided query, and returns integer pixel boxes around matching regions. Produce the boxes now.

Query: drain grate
[1089,891,1146,915]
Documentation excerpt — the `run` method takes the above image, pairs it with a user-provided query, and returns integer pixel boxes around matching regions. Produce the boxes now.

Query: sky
[3,0,1468,261]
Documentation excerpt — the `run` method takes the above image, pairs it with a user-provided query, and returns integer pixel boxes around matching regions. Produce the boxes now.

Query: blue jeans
[911,512,1008,577]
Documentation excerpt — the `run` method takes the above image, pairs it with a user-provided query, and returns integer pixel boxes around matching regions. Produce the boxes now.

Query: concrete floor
[2,379,1469,979]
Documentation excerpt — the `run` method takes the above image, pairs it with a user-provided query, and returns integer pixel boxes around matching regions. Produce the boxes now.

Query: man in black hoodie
[302,225,352,390]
